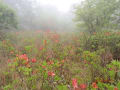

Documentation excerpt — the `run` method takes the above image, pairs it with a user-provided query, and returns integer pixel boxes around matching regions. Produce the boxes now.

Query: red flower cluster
[72,78,78,89]
[114,87,118,90]
[44,40,47,45]
[93,32,96,35]
[42,65,46,69]
[47,60,54,65]
[92,82,98,88]
[55,39,59,43]
[105,32,110,36]
[48,71,55,77]
[10,51,14,54]
[19,54,28,61]
[8,59,11,63]
[80,84,87,89]
[36,30,41,33]
[39,46,43,51]
[61,60,65,63]
[18,54,29,65]
[31,58,37,63]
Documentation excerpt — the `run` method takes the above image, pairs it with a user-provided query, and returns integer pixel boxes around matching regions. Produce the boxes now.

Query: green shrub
[85,31,120,60]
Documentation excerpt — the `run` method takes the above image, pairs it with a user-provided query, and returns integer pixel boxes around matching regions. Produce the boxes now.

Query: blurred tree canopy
[0,1,18,30]
[4,0,75,31]
[75,0,120,33]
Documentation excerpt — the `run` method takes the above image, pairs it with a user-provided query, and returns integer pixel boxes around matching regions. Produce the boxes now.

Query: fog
[1,0,120,89]
[3,0,81,32]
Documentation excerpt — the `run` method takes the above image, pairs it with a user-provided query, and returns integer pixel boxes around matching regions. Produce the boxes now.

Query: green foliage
[3,84,12,90]
[75,0,120,33]
[107,60,120,80]
[0,1,18,29]
[57,85,68,90]
[85,32,120,59]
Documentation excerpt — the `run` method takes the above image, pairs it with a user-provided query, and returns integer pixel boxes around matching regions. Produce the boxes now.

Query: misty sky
[36,0,82,12]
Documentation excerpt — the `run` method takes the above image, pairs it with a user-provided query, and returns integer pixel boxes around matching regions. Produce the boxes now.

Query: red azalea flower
[46,30,50,33]
[26,64,31,68]
[42,66,46,69]
[61,60,65,63]
[80,84,87,89]
[47,60,54,65]
[2,40,6,44]
[84,60,87,64]
[36,30,41,33]
[31,58,37,63]
[48,71,55,77]
[55,40,59,43]
[25,61,29,65]
[32,70,37,75]
[8,59,11,63]
[10,51,14,54]
[44,40,47,45]
[114,87,118,90]
[16,32,19,35]
[93,32,96,35]
[72,78,78,89]
[105,32,110,36]
[92,82,98,89]
[39,47,43,51]
[109,68,112,71]
[47,55,51,59]
[53,34,58,39]
[19,54,28,61]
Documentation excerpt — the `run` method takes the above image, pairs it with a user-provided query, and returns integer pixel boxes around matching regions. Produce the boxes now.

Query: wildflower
[92,82,98,89]
[46,30,50,33]
[36,30,41,33]
[32,70,37,75]
[44,40,47,45]
[61,60,65,63]
[59,64,62,66]
[40,63,42,66]
[53,34,59,39]
[80,84,87,89]
[39,46,43,51]
[25,61,29,65]
[8,59,11,63]
[31,58,37,63]
[26,64,31,68]
[42,65,46,69]
[48,71,55,77]
[72,78,78,89]
[10,51,14,54]
[93,32,96,35]
[47,60,54,65]
[105,32,110,36]
[55,40,59,43]
[46,55,51,60]
[84,60,87,64]
[109,68,112,71]
[2,40,6,44]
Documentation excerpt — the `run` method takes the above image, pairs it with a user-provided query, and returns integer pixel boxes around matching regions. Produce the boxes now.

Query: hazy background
[3,0,82,32]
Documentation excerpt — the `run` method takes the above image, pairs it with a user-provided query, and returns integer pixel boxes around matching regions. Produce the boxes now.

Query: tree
[74,0,120,33]
[4,0,75,31]
[0,1,18,30]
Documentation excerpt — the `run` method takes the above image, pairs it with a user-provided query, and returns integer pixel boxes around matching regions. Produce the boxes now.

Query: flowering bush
[0,30,120,90]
